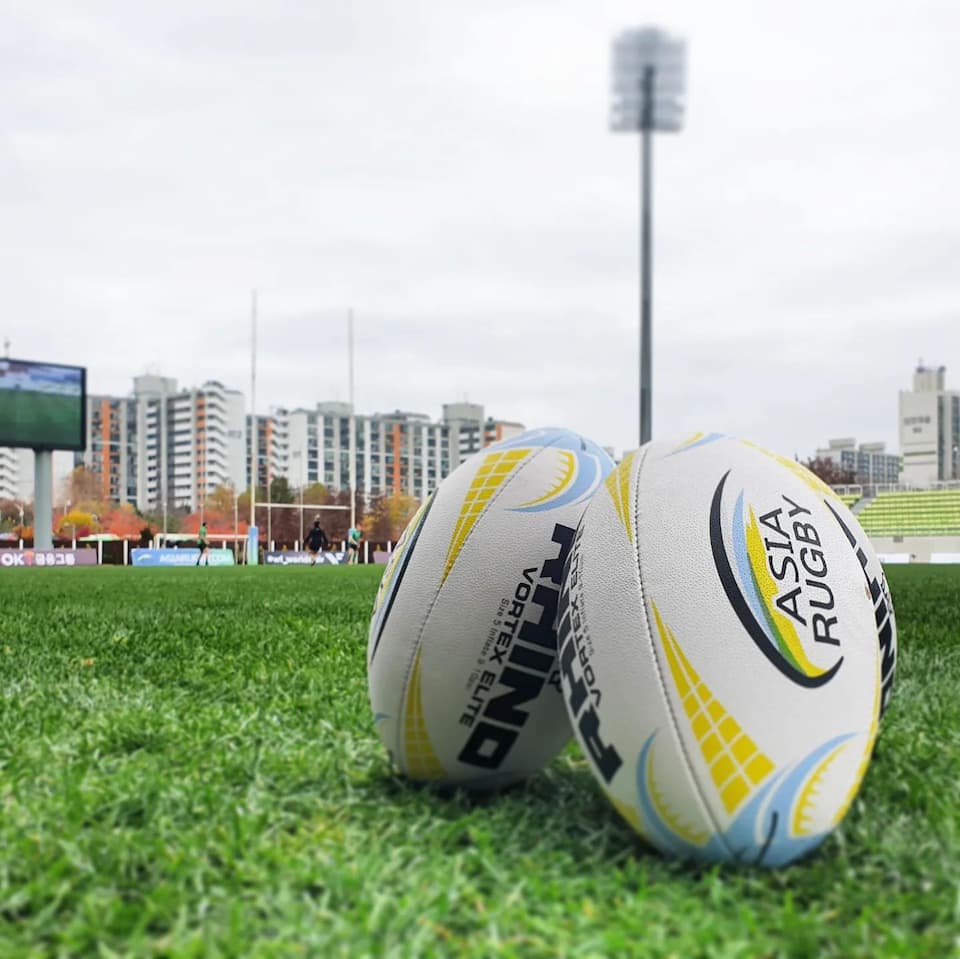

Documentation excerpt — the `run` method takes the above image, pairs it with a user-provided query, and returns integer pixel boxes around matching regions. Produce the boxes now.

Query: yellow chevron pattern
[646,740,711,845]
[792,740,850,837]
[403,647,445,780]
[520,450,576,508]
[605,450,636,544]
[442,448,530,583]
[609,794,648,840]
[652,602,775,815]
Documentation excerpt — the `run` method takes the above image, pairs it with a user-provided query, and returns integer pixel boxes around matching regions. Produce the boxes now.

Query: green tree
[0,499,26,532]
[269,476,295,504]
[302,482,330,506]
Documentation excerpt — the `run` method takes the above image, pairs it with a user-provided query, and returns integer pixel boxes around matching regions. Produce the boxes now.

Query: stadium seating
[855,489,960,537]
[837,493,860,509]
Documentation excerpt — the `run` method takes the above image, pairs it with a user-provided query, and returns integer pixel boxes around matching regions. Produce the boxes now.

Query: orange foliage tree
[101,504,150,538]
[363,493,421,542]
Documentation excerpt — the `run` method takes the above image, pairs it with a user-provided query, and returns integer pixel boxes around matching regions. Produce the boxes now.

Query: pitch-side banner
[131,548,236,567]
[264,550,345,566]
[0,548,98,568]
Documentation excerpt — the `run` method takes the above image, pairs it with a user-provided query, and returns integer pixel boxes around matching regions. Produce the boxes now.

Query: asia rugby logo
[709,471,844,688]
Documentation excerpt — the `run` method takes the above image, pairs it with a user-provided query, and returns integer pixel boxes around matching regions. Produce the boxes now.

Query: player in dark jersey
[306,519,330,565]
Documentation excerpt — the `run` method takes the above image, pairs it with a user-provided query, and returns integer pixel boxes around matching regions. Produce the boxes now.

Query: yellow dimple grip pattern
[653,603,775,816]
[403,647,445,780]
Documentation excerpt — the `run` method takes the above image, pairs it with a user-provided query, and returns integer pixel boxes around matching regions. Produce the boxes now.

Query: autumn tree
[101,504,150,538]
[205,484,240,517]
[364,493,420,542]
[55,509,100,539]
[64,465,103,507]
[802,457,857,487]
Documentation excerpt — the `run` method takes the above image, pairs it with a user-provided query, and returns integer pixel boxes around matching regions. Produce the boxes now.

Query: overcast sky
[3,0,959,459]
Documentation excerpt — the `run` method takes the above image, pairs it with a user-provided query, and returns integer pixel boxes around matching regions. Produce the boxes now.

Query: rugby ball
[368,427,614,789]
[558,433,891,866]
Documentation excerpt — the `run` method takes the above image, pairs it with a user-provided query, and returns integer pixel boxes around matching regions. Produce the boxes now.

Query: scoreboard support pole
[34,450,53,550]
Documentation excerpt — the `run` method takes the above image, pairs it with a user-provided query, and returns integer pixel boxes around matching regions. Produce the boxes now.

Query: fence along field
[0,565,956,957]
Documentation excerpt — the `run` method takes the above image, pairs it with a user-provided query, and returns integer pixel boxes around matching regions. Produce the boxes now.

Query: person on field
[306,519,329,566]
[196,521,210,566]
[346,526,362,565]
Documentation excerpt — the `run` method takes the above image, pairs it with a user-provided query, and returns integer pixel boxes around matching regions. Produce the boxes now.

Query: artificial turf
[0,565,957,958]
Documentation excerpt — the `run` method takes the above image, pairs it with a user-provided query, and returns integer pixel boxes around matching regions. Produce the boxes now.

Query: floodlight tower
[610,27,687,446]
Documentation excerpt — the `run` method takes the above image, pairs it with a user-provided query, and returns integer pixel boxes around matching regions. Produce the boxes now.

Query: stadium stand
[837,493,861,509]
[855,489,960,537]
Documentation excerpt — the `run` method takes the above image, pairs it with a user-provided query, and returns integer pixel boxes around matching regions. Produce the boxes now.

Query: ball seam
[632,443,732,857]
[393,439,559,774]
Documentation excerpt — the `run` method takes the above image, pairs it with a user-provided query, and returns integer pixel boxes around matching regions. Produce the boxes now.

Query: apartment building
[814,438,901,485]
[898,364,960,486]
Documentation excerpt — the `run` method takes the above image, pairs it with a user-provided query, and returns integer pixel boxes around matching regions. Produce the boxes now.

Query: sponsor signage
[264,550,345,566]
[0,548,98,568]
[132,548,235,567]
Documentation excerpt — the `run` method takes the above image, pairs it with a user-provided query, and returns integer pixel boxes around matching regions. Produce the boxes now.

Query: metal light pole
[610,27,687,446]
[347,308,356,534]
[250,289,258,526]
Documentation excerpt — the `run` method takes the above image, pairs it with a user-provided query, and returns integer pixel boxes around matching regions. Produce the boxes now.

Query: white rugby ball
[558,433,890,866]
[821,494,898,721]
[368,427,614,789]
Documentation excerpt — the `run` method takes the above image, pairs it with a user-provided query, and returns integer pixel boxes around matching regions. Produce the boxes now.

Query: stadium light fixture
[610,26,687,446]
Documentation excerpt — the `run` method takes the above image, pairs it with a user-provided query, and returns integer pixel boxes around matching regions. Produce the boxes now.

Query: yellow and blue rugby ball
[367,427,614,789]
[558,433,894,866]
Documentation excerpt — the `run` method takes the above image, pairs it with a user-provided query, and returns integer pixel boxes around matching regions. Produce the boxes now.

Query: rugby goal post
[258,502,350,551]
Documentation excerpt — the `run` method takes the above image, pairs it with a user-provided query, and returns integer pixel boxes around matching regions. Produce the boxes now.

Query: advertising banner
[131,548,236,567]
[0,548,98,568]
[264,550,345,566]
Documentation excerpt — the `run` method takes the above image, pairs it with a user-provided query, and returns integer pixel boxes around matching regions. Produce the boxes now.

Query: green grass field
[0,566,957,958]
